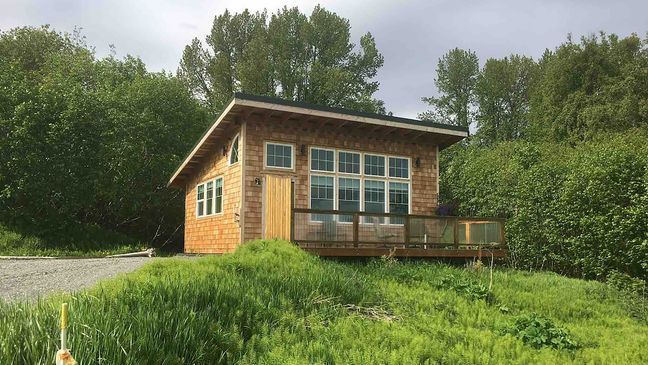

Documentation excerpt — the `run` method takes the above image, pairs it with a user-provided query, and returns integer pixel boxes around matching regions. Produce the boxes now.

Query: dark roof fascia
[233,92,469,134]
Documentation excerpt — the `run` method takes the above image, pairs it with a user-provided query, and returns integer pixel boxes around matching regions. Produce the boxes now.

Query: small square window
[311,148,334,172]
[338,151,360,174]
[389,157,409,178]
[266,143,293,169]
[364,154,385,176]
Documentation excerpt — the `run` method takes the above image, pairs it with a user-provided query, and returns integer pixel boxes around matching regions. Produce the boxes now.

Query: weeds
[1,240,646,364]
[504,313,580,350]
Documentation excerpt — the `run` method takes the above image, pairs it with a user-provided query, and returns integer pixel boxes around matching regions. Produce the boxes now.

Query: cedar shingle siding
[173,95,465,254]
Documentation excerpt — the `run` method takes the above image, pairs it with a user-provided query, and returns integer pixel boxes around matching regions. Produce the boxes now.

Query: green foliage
[529,32,648,142]
[429,33,647,142]
[504,313,580,350]
[605,270,647,323]
[178,6,385,114]
[436,274,492,302]
[474,55,537,145]
[441,130,648,280]
[0,26,209,249]
[1,240,646,364]
[0,222,142,257]
[420,48,479,128]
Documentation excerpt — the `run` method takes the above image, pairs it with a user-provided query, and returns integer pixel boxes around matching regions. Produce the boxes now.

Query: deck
[291,208,507,258]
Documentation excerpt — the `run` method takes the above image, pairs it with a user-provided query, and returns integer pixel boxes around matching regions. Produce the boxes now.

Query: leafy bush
[0,26,209,247]
[0,222,143,256]
[505,313,579,350]
[441,129,648,280]
[605,270,647,323]
[436,274,492,302]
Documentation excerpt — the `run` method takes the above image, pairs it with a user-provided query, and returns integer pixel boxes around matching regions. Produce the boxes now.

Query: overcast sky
[1,0,646,118]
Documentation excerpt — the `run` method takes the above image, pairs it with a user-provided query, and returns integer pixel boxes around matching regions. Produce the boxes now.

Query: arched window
[229,134,240,165]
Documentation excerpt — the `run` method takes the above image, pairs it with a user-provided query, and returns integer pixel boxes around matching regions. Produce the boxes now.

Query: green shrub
[441,129,648,280]
[605,270,647,323]
[505,313,580,350]
[436,274,492,302]
[0,222,144,256]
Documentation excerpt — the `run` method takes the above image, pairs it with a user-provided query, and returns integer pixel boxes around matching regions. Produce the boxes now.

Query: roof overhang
[168,93,468,188]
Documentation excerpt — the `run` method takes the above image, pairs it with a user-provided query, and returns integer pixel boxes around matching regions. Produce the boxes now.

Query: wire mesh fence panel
[408,217,455,246]
[357,213,405,245]
[293,211,354,247]
[457,220,504,246]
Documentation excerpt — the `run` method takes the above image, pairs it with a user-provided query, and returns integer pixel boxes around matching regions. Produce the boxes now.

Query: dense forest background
[0,7,646,280]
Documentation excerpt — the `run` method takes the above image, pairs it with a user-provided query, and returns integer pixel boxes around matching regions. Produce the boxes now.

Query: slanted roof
[168,93,468,187]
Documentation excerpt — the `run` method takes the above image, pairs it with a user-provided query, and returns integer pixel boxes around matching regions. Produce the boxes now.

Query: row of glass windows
[310,175,410,222]
[311,147,409,179]
[196,177,223,217]
[263,142,411,181]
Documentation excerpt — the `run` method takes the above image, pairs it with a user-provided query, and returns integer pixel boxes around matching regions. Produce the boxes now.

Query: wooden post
[353,213,359,247]
[404,215,410,249]
[290,183,295,242]
[453,218,459,249]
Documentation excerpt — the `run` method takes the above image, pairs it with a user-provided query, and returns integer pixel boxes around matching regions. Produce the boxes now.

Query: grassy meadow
[1,240,646,364]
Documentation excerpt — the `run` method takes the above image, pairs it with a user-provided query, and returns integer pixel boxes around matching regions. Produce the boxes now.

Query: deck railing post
[353,213,359,247]
[453,217,459,249]
[404,215,410,249]
[290,208,295,242]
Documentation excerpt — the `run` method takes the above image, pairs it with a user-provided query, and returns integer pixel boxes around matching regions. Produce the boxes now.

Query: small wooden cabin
[168,93,506,257]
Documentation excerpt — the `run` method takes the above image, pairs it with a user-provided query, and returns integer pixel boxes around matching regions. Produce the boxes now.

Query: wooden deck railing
[291,208,506,251]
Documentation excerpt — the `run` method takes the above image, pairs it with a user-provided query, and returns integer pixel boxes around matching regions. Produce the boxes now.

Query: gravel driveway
[0,257,154,302]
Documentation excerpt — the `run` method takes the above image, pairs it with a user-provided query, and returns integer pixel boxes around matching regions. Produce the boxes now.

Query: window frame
[363,153,387,177]
[387,180,411,225]
[388,156,411,180]
[228,133,240,166]
[307,145,412,224]
[264,141,295,170]
[195,176,224,218]
[337,150,362,176]
[309,174,336,222]
[337,176,361,223]
[214,176,224,214]
[309,146,336,173]
[196,183,206,218]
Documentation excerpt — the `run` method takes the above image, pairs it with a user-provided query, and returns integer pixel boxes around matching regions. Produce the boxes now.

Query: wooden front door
[263,175,293,240]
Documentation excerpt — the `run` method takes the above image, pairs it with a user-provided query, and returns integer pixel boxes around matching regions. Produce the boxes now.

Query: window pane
[311,148,334,172]
[196,184,205,216]
[338,178,360,222]
[229,135,239,164]
[364,179,385,223]
[338,151,360,174]
[364,154,385,176]
[215,178,223,213]
[266,143,292,168]
[389,182,409,224]
[389,157,409,178]
[310,175,334,221]
[206,181,214,215]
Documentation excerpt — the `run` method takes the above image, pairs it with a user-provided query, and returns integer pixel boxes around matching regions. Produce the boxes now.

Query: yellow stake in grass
[55,303,77,365]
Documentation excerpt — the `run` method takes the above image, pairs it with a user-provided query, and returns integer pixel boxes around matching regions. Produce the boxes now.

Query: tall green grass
[1,240,646,364]
[0,222,144,257]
